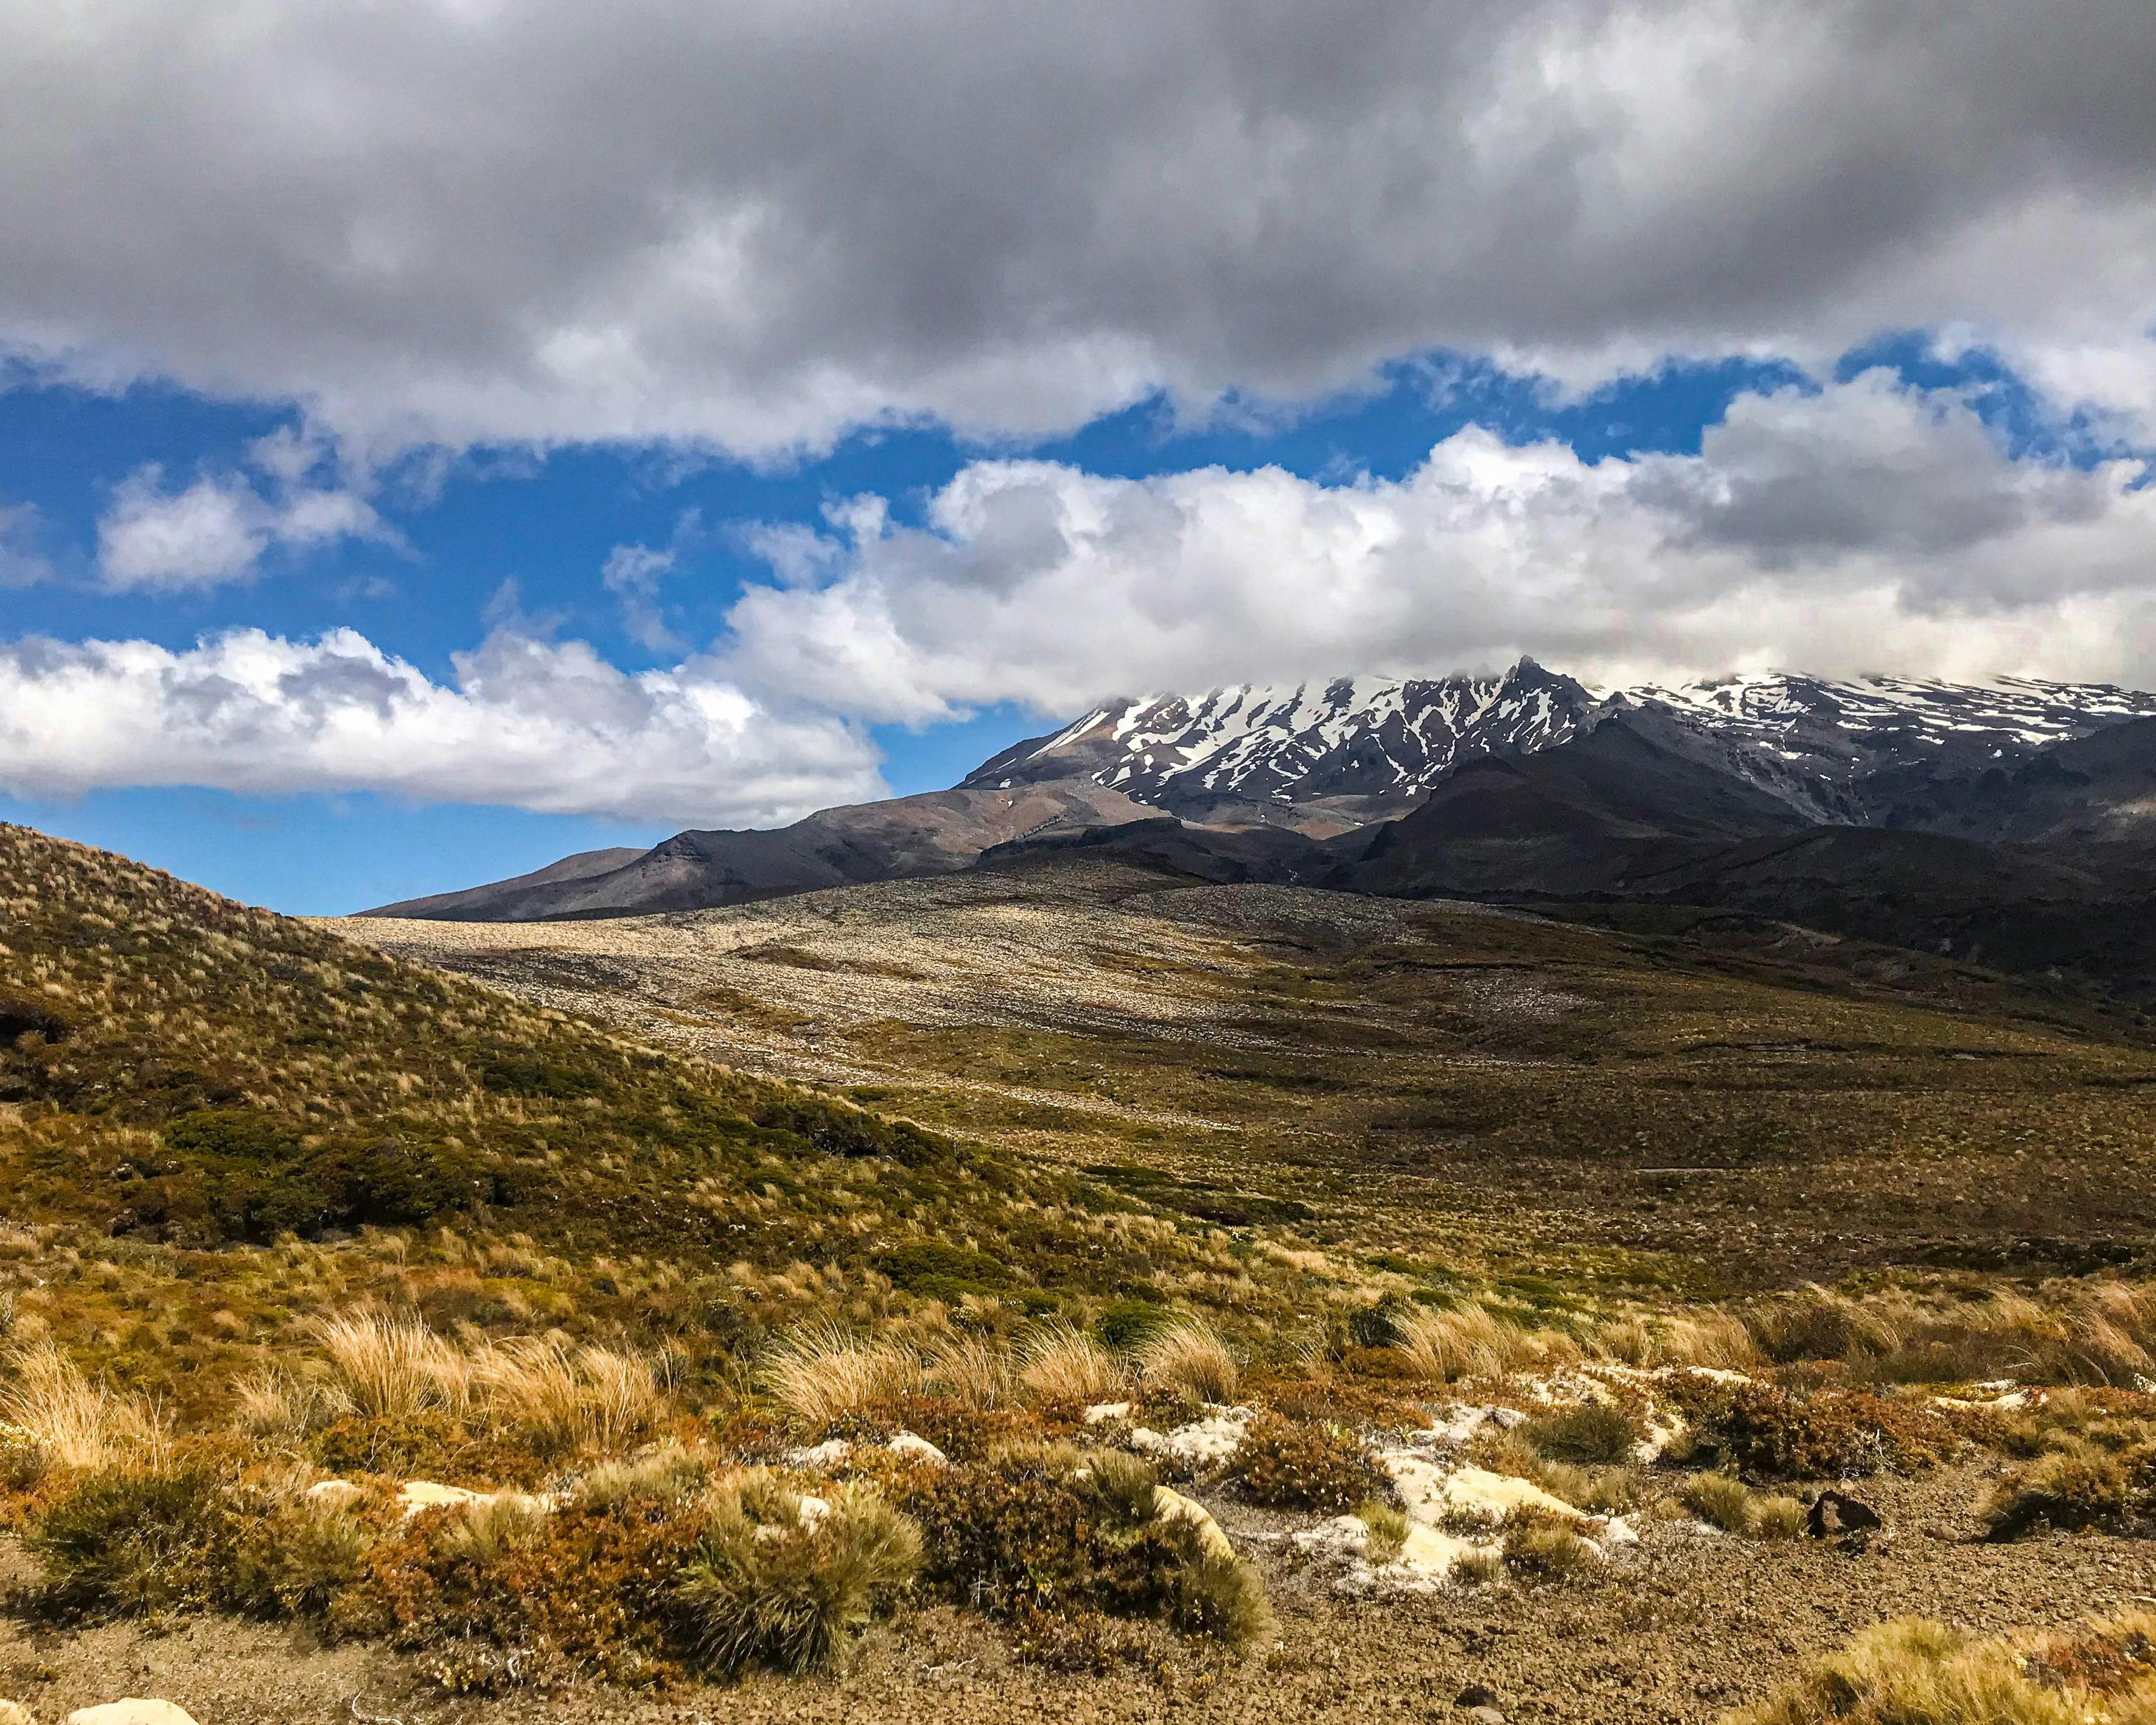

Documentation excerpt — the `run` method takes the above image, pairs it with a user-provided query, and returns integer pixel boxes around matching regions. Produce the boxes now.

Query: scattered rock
[1807,1491,1883,1539]
[397,1480,550,1519]
[0,1699,33,1725]
[1456,1684,1496,1708]
[1131,1407,1251,1468]
[1465,1709,1507,1724]
[1153,1485,1236,1560]
[397,1480,490,1515]
[784,1437,855,1469]
[887,1430,947,1464]
[796,1494,832,1530]
[65,1704,199,1725]
[1083,1401,1134,1424]
[304,1478,364,1509]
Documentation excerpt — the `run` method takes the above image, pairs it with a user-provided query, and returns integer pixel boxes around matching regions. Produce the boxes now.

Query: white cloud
[0,504,52,588]
[718,373,2156,715]
[0,627,882,826]
[97,437,389,591]
[0,1,2152,453]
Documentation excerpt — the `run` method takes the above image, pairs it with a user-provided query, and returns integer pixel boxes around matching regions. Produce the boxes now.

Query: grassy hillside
[0,827,1272,1415]
[354,859,2156,1295]
[14,831,2156,1720]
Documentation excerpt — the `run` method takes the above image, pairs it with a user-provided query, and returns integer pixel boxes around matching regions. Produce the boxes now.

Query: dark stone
[1455,1687,1496,1709]
[1807,1489,1884,1538]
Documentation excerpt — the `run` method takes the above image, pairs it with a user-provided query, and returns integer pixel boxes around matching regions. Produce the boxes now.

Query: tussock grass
[925,1332,1012,1410]
[316,1312,470,1419]
[1,1342,164,1469]
[475,1335,664,1453]
[674,1472,921,1675]
[1137,1317,1239,1404]
[1598,1312,1759,1371]
[762,1323,921,1429]
[1680,1471,1804,1539]
[1391,1304,1568,1384]
[1017,1321,1125,1405]
[1723,1616,2156,1725]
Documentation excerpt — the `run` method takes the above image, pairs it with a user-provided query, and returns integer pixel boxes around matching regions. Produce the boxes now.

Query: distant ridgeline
[365,663,2156,1002]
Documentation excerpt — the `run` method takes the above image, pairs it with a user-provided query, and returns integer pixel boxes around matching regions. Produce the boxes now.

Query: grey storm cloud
[2,0,2154,453]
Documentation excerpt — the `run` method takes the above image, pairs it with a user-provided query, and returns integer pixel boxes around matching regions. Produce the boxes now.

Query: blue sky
[0,352,1827,912]
[4,2,2154,914]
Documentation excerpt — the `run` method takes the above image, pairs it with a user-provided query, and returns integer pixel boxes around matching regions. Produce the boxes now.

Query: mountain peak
[963,666,2156,830]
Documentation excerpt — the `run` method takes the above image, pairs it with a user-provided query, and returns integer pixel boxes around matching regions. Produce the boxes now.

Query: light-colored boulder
[66,1703,199,1725]
[1289,1513,1490,1595]
[1083,1401,1133,1424]
[1151,1485,1235,1561]
[0,1699,35,1725]
[796,1493,831,1530]
[1130,1408,1249,1468]
[397,1480,549,1519]
[398,1480,491,1516]
[783,1438,854,1470]
[305,1478,364,1509]
[1435,1465,1585,1527]
[887,1430,947,1464]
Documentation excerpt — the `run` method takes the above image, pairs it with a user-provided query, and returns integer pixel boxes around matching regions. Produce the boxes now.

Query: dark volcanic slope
[1331,718,1807,897]
[365,780,1153,920]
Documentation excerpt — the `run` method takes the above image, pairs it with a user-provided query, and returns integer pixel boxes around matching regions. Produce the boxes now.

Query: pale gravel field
[319,861,1490,1111]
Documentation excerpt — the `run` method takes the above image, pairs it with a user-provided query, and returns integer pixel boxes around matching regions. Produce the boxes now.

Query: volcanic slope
[0,823,1271,1417]
[343,853,2156,1295]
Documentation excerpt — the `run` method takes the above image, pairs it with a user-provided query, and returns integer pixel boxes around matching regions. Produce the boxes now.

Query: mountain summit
[968,661,2156,830]
[365,662,2156,925]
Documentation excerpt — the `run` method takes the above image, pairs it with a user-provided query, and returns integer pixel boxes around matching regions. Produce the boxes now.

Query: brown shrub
[1229,1414,1383,1514]
[1985,1448,2132,1541]
[893,1446,1270,1646]
[1677,1380,1953,1480]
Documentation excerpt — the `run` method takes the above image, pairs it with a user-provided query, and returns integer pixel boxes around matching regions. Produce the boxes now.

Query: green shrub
[1501,1510,1599,1581]
[27,1461,229,1617]
[1522,1402,1638,1465]
[1230,1413,1383,1513]
[893,1446,1272,1646]
[1679,1381,1948,1480]
[227,1494,374,1617]
[1985,1447,2130,1541]
[1678,1470,1805,1539]
[674,1475,920,1675]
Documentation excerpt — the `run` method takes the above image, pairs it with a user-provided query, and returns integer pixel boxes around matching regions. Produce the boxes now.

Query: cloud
[0,504,52,588]
[0,1,2152,454]
[0,627,882,825]
[600,509,704,651]
[718,373,2156,713]
[97,433,389,590]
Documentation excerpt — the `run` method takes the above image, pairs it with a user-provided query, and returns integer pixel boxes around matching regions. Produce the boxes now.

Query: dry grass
[1392,1304,1569,1384]
[1598,1312,1759,1371]
[1138,1317,1240,1404]
[0,1342,165,1469]
[1743,1282,2156,1387]
[762,1323,921,1429]
[1724,1616,2124,1724]
[316,1312,471,1419]
[1016,1321,1126,1405]
[475,1336,666,1452]
[924,1333,1012,1410]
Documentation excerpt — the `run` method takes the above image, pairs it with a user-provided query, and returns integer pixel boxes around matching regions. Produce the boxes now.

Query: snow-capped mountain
[966,660,2156,828]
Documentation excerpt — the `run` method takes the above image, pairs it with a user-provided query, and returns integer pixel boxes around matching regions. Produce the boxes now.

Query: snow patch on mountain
[971,662,2156,825]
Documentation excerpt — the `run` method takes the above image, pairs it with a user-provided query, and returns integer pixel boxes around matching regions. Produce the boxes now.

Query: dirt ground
[14,1464,2156,1725]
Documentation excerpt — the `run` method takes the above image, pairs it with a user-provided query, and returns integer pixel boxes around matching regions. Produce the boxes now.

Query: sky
[2,0,2155,913]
